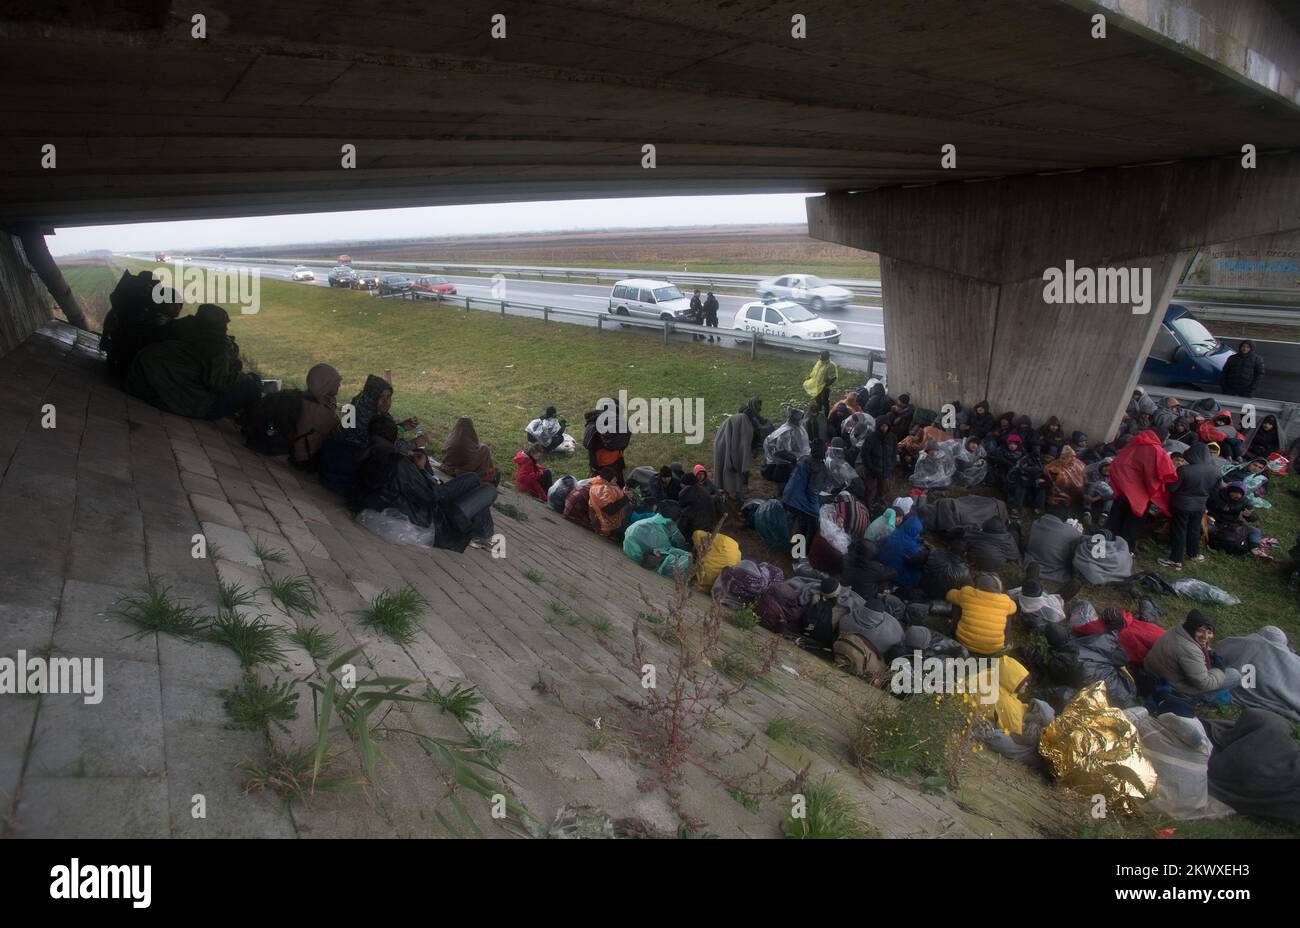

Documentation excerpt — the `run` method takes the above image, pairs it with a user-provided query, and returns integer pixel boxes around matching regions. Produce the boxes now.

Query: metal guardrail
[382,288,887,377]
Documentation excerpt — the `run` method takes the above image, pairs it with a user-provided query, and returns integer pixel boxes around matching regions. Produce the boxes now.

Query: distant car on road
[352,270,380,291]
[608,278,693,320]
[732,299,840,344]
[1142,304,1234,389]
[291,266,316,281]
[756,273,853,313]
[328,266,358,288]
[378,274,413,296]
[412,275,457,298]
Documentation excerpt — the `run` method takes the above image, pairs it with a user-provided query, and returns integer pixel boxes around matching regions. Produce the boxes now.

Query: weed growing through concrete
[728,788,762,813]
[729,606,759,630]
[587,615,613,635]
[466,726,515,767]
[493,501,527,521]
[239,744,359,806]
[766,715,826,752]
[261,574,318,619]
[427,680,484,723]
[221,673,300,732]
[783,775,875,839]
[253,539,288,564]
[117,579,209,640]
[853,689,981,789]
[289,624,338,661]
[218,580,260,611]
[357,586,427,644]
[207,609,287,668]
[523,568,545,584]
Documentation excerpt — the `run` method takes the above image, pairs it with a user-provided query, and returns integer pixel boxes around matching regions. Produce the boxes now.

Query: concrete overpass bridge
[1,0,1299,437]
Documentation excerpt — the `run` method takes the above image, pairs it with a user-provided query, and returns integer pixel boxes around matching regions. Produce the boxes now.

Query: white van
[608,278,693,320]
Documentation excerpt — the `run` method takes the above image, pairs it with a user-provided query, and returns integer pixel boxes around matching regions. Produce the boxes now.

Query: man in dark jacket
[688,289,704,340]
[1220,340,1265,397]
[703,290,720,341]
[862,382,893,418]
[1159,441,1219,569]
[101,271,183,382]
[857,417,897,503]
[962,516,1021,570]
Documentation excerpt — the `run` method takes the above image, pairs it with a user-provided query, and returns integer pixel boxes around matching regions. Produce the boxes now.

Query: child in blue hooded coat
[877,513,929,591]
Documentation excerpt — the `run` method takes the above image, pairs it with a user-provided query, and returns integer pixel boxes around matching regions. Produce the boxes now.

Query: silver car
[755,273,853,312]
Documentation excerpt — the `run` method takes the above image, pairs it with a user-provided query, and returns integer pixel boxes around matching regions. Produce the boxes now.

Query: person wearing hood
[442,417,497,484]
[840,411,875,461]
[1006,438,1048,513]
[1144,610,1241,701]
[512,443,552,501]
[582,397,632,485]
[982,411,1017,453]
[827,391,861,438]
[1159,441,1219,569]
[1208,481,1268,558]
[1220,340,1265,397]
[1107,428,1177,553]
[857,415,897,503]
[987,431,1025,487]
[676,470,722,538]
[1217,627,1300,722]
[957,399,997,442]
[341,373,414,453]
[292,363,343,467]
[1043,444,1086,512]
[713,405,755,501]
[739,396,772,451]
[654,465,681,503]
[953,436,988,486]
[525,406,567,452]
[862,381,893,418]
[886,394,915,438]
[762,407,811,488]
[125,303,262,421]
[877,512,928,592]
[866,505,898,543]
[588,467,631,538]
[1245,414,1281,459]
[803,350,838,418]
[823,437,863,497]
[782,441,829,540]
[1072,606,1164,668]
[950,572,1017,655]
[840,538,890,598]
[1037,416,1066,459]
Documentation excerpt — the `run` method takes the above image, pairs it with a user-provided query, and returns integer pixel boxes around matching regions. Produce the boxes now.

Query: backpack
[755,580,801,633]
[243,389,307,457]
[1208,522,1250,555]
[833,633,886,681]
[801,600,837,648]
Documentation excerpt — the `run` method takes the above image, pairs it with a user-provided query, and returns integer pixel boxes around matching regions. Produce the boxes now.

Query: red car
[411,275,457,298]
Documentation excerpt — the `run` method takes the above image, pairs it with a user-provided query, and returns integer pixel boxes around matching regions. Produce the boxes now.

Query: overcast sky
[48,193,811,256]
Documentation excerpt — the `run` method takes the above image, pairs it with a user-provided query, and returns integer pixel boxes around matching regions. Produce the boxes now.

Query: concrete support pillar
[14,223,88,331]
[808,152,1300,440]
[878,251,1192,441]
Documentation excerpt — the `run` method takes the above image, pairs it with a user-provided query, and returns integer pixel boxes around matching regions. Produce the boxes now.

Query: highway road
[126,255,1296,401]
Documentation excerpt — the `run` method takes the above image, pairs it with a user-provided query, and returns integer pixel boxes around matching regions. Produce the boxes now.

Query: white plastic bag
[1171,578,1241,606]
[356,507,436,547]
[557,432,577,454]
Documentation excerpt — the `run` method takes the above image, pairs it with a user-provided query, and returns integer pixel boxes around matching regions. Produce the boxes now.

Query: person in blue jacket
[877,513,929,593]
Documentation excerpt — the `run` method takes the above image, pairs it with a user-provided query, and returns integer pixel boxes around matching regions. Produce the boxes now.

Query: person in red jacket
[1073,606,1165,668]
[512,443,552,501]
[1107,428,1178,553]
[1197,412,1245,462]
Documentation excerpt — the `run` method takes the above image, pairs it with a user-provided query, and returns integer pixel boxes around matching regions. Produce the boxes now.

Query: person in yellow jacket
[949,573,1017,655]
[802,350,838,418]
[959,655,1031,734]
[692,529,741,591]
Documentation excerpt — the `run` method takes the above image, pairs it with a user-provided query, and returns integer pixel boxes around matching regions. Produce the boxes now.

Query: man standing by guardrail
[703,289,720,342]
[804,350,838,418]
[1220,340,1266,397]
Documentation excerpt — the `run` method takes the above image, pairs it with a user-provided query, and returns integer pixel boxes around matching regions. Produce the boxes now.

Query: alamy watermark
[890,652,999,705]
[1041,260,1152,314]
[151,261,261,314]
[595,390,704,445]
[0,650,103,704]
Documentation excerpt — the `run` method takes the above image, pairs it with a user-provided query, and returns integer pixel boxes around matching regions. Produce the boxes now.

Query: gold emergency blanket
[1038,681,1157,813]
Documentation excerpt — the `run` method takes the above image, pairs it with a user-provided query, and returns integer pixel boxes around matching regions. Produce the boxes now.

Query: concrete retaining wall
[0,231,52,357]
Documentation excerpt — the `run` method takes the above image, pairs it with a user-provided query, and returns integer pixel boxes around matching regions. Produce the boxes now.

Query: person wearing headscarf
[342,374,395,450]
[739,396,772,452]
[1107,428,1177,553]
[525,406,567,452]
[713,405,755,501]
[294,363,343,465]
[441,417,497,484]
[953,436,988,487]
[802,350,838,418]
[1144,610,1241,701]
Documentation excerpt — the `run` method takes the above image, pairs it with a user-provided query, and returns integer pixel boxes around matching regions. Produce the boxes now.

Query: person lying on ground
[961,516,1020,571]
[1216,626,1300,723]
[442,416,498,484]
[513,442,552,501]
[1072,606,1164,669]
[622,510,691,578]
[124,303,261,421]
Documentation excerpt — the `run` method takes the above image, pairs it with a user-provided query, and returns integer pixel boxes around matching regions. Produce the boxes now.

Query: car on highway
[608,278,693,320]
[352,270,380,291]
[756,273,854,313]
[291,266,316,281]
[378,274,413,296]
[327,266,359,288]
[731,299,840,344]
[412,275,457,298]
[1142,304,1235,389]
